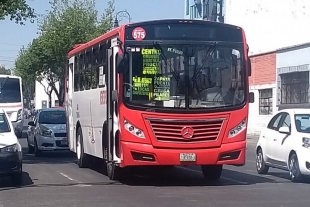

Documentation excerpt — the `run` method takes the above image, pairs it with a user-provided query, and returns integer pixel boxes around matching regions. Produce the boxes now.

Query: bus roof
[0,75,21,79]
[67,19,243,57]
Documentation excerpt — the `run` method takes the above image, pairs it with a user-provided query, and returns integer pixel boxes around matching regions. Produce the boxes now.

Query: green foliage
[0,65,11,75]
[14,0,115,105]
[0,0,36,24]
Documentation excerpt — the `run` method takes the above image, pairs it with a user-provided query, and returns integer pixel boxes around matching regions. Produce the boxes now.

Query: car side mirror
[28,121,35,126]
[116,53,128,74]
[249,92,254,103]
[279,126,290,135]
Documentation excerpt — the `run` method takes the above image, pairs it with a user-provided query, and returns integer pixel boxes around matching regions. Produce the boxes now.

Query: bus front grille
[147,118,224,143]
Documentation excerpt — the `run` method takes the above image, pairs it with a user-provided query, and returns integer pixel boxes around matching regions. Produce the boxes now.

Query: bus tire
[201,165,223,181]
[76,127,89,168]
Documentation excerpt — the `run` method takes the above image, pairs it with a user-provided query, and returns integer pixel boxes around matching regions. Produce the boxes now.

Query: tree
[0,0,36,24]
[14,0,115,106]
[0,65,11,75]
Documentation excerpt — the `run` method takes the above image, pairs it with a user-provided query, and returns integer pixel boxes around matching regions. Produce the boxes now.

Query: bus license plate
[180,153,196,162]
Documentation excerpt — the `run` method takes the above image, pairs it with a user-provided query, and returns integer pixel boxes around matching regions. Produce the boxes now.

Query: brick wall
[247,51,277,135]
[249,52,276,85]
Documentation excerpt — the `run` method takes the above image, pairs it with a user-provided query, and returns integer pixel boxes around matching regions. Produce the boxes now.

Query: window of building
[280,71,309,104]
[259,88,273,115]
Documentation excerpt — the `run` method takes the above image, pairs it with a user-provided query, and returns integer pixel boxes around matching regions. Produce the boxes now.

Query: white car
[0,109,23,186]
[256,108,310,182]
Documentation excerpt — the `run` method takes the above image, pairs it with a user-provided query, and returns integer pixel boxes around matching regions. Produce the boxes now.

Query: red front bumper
[120,140,246,167]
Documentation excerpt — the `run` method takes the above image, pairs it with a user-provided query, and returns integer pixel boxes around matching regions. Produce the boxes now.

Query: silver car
[26,108,68,156]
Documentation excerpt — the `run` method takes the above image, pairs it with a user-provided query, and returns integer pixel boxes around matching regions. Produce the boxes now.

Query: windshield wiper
[153,41,181,82]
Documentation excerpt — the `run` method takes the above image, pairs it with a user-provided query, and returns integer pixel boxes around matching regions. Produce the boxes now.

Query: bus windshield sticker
[132,27,146,41]
[141,48,160,75]
[153,76,170,101]
[132,76,152,98]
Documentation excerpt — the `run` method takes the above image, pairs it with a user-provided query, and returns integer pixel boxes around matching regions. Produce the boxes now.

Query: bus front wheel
[201,165,223,181]
[76,127,89,168]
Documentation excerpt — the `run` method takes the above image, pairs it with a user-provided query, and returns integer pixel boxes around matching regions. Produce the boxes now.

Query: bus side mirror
[249,92,254,103]
[116,53,128,74]
[248,58,252,76]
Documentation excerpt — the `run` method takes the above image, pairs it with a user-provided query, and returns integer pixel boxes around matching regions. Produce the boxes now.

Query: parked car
[26,108,68,156]
[256,108,310,182]
[0,109,23,186]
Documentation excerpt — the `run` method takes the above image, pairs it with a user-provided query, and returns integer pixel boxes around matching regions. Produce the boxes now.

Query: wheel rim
[289,157,298,179]
[77,135,81,159]
[256,152,263,170]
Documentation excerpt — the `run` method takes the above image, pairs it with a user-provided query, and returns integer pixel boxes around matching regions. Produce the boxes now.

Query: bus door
[67,57,74,151]
[105,37,121,165]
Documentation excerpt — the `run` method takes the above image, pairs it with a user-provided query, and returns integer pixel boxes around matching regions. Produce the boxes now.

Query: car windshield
[295,114,310,133]
[0,77,21,103]
[39,111,66,124]
[0,113,11,132]
[123,43,246,110]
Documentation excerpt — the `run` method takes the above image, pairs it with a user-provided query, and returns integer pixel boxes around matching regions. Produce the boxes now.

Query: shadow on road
[0,172,33,190]
[22,147,75,165]
[117,166,278,187]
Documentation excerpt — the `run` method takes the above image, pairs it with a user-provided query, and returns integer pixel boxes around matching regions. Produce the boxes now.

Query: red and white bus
[65,19,254,180]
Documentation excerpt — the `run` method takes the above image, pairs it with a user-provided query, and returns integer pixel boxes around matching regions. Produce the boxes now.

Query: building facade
[276,43,310,111]
[184,0,310,56]
[247,51,277,135]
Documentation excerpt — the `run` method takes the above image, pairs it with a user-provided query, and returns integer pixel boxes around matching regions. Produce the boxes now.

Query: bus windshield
[0,77,21,103]
[123,43,246,110]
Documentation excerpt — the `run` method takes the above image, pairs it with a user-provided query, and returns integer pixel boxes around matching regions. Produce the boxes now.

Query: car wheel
[256,148,269,174]
[34,138,42,157]
[201,165,223,181]
[27,135,34,154]
[289,154,303,182]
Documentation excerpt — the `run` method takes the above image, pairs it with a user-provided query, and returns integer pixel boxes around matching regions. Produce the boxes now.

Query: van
[0,109,23,186]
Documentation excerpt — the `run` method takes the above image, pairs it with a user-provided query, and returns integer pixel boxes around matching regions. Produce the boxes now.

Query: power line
[0,42,24,46]
[0,55,16,59]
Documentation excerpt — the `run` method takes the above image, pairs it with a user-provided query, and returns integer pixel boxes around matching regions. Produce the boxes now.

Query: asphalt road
[0,123,309,207]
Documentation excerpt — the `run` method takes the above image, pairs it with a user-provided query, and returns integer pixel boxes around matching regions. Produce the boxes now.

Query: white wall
[224,0,310,55]
[248,83,277,135]
[35,78,59,110]
[277,45,310,68]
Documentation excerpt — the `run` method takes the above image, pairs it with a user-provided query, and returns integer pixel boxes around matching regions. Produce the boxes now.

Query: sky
[0,0,184,69]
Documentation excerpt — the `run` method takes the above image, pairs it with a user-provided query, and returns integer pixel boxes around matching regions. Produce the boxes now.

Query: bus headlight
[124,119,145,138]
[228,119,246,138]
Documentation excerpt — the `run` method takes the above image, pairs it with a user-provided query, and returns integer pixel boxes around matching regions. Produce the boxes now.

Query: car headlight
[17,109,22,121]
[40,129,53,137]
[0,144,18,153]
[124,119,145,138]
[302,137,310,148]
[228,119,246,138]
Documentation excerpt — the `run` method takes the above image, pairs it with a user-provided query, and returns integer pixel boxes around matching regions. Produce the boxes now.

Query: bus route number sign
[132,27,146,41]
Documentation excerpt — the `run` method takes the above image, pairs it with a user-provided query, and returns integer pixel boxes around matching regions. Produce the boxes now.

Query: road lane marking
[246,159,256,163]
[60,173,75,181]
[177,166,248,185]
[59,172,91,187]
